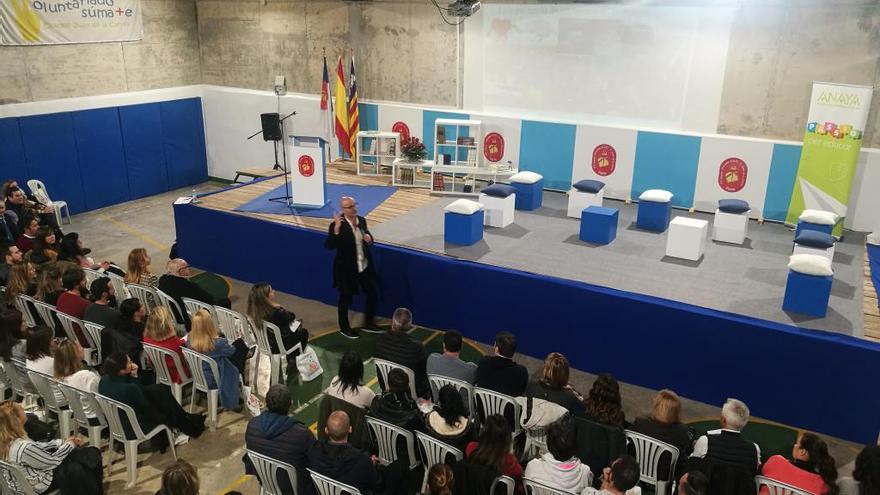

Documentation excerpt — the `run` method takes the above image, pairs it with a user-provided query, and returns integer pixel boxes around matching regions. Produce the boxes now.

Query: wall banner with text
[1,0,143,45]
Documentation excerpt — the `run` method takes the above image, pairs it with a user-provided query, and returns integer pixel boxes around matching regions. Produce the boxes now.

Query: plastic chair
[625,430,680,495]
[215,306,255,346]
[474,387,522,437]
[27,179,69,225]
[365,416,420,469]
[55,312,100,366]
[524,478,577,495]
[82,268,102,287]
[125,283,158,313]
[56,380,107,448]
[491,475,516,495]
[755,475,816,495]
[142,343,192,404]
[13,294,37,328]
[82,322,103,362]
[428,373,475,416]
[415,431,463,491]
[106,272,129,300]
[374,358,418,399]
[0,459,61,495]
[1,360,35,404]
[246,449,299,495]
[181,347,220,431]
[156,289,187,335]
[27,371,72,438]
[308,468,363,495]
[10,361,38,407]
[30,300,59,334]
[255,318,302,387]
[182,297,219,327]
[94,393,177,488]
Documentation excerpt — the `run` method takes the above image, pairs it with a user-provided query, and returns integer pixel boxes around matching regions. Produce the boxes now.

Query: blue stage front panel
[174,202,880,444]
[18,113,86,213]
[72,108,131,210]
[160,98,208,190]
[119,103,169,199]
[0,118,29,190]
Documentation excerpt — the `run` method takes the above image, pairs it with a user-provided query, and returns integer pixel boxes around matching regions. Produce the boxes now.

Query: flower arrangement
[400,137,427,162]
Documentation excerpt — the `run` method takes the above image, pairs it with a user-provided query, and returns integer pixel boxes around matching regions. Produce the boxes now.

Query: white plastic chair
[27,179,69,226]
[366,416,420,469]
[625,430,680,495]
[524,478,577,495]
[428,373,475,416]
[94,393,178,488]
[125,283,158,313]
[156,289,187,335]
[255,318,302,387]
[106,272,129,300]
[13,294,37,328]
[82,322,103,362]
[55,312,100,366]
[181,347,220,431]
[215,306,255,345]
[247,449,299,495]
[474,387,522,437]
[755,476,816,495]
[142,343,192,405]
[56,380,107,448]
[308,468,363,495]
[30,300,59,334]
[182,297,219,327]
[27,371,72,438]
[491,475,516,495]
[415,431,463,491]
[374,358,418,399]
[0,459,60,495]
[1,360,36,404]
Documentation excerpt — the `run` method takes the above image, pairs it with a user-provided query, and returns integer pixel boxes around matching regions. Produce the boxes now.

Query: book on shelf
[433,173,445,191]
[456,136,475,146]
[400,168,414,185]
[437,126,446,143]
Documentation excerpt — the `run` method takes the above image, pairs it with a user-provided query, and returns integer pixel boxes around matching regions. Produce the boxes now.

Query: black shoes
[340,328,360,339]
[361,323,385,334]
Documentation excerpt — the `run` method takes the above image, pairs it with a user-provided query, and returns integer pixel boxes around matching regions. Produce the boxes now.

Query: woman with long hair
[29,227,59,265]
[124,248,158,287]
[0,401,104,494]
[466,414,522,486]
[101,298,145,363]
[326,350,375,409]
[583,373,627,428]
[54,339,99,393]
[630,389,693,479]
[25,325,56,375]
[4,261,37,306]
[525,352,584,415]
[0,309,28,362]
[840,445,880,495]
[246,282,309,362]
[761,432,839,495]
[157,459,200,495]
[426,463,454,495]
[34,265,63,305]
[143,306,189,383]
[425,384,475,451]
[187,309,252,411]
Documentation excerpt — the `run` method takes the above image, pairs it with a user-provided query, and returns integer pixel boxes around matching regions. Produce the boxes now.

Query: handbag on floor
[295,345,323,382]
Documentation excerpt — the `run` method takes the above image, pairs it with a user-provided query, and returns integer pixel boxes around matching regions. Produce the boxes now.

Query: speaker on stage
[260,113,282,142]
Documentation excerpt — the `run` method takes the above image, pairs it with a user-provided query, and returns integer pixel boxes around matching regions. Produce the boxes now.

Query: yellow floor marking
[97,213,169,251]
[217,474,250,494]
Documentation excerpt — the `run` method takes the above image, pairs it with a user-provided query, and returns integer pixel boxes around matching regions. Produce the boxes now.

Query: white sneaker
[173,433,190,446]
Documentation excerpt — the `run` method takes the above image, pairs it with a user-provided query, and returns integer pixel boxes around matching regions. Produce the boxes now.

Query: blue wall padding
[632,132,702,208]
[519,120,577,190]
[174,203,880,444]
[160,98,208,190]
[18,113,87,214]
[358,103,379,132]
[0,118,29,190]
[763,144,802,222]
[72,108,131,210]
[423,110,469,161]
[119,103,169,199]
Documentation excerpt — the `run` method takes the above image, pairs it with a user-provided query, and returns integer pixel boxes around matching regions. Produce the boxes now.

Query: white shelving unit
[431,119,485,195]
[356,131,400,176]
[392,158,434,188]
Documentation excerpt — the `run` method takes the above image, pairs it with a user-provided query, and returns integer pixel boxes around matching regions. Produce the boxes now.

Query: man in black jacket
[325,196,378,339]
[374,307,429,398]
[475,331,529,397]
[244,385,315,495]
[158,258,230,328]
[307,410,381,495]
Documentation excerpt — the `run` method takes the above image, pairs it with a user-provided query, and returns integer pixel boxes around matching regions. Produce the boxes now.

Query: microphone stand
[267,110,298,207]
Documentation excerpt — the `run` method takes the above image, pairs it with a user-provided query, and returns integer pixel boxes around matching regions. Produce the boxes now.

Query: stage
[174,166,880,444]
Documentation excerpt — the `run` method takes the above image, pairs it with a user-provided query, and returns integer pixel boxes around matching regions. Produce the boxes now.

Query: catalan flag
[333,56,350,159]
[348,52,360,158]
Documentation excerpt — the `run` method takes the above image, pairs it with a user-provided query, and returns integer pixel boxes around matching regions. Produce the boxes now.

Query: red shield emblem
[392,121,410,142]
[483,132,505,162]
[591,144,616,176]
[718,157,747,192]
[298,155,315,178]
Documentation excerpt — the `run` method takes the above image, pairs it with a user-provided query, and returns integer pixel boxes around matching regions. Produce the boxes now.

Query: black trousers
[46,446,104,495]
[337,270,378,332]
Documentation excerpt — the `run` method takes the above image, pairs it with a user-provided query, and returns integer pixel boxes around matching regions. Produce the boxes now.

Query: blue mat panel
[233,183,396,218]
[632,132,702,208]
[174,203,880,444]
[763,144,802,222]
[18,113,87,214]
[161,98,208,190]
[520,120,577,190]
[0,118,29,189]
[72,108,131,210]
[120,103,169,199]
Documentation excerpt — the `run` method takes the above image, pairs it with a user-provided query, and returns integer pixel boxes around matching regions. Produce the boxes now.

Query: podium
[287,135,329,209]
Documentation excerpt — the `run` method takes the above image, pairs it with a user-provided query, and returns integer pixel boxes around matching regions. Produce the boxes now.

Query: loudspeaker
[260,113,282,141]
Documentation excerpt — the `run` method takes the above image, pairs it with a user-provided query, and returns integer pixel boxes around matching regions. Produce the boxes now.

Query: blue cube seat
[444,199,484,246]
[782,271,833,318]
[580,206,618,245]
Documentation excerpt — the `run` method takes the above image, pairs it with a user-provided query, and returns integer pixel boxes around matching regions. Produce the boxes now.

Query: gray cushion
[794,231,835,249]
[573,179,605,193]
[481,184,516,198]
[718,199,750,214]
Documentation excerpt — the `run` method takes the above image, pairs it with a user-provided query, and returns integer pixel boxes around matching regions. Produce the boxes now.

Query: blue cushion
[794,230,835,249]
[481,184,516,198]
[718,199,750,214]
[573,179,605,193]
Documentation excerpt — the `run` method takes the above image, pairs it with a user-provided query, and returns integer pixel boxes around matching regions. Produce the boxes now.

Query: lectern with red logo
[288,135,328,208]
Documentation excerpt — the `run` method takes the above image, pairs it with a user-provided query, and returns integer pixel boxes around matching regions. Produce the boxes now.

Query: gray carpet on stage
[370,191,865,337]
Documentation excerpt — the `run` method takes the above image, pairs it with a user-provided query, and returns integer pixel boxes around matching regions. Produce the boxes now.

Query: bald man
[308,411,381,494]
[325,196,379,339]
[158,258,230,328]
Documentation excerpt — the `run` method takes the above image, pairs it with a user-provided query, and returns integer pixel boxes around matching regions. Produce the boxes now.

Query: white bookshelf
[432,119,483,195]
[392,158,434,188]
[356,131,400,176]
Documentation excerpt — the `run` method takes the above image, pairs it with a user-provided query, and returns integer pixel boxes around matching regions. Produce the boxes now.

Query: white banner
[1,0,143,45]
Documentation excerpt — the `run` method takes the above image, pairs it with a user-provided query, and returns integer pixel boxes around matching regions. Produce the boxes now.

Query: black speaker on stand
[260,113,283,142]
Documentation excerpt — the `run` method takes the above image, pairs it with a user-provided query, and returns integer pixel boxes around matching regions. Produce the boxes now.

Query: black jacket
[374,331,429,398]
[324,215,374,294]
[369,392,425,434]
[475,356,529,397]
[244,412,315,495]
[157,274,216,327]
[306,440,381,495]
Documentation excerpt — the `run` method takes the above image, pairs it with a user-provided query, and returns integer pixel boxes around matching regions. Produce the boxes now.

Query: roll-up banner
[786,82,873,235]
[1,0,143,45]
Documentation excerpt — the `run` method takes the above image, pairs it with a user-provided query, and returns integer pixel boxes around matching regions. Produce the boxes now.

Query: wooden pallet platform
[864,247,879,342]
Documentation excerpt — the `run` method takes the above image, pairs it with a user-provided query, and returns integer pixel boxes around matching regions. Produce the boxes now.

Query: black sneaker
[361,323,385,334]
[340,328,360,340]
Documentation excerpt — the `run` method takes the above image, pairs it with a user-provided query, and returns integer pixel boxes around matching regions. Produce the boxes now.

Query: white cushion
[444,199,483,215]
[509,171,543,184]
[868,232,880,246]
[788,254,833,277]
[639,189,674,203]
[798,209,839,226]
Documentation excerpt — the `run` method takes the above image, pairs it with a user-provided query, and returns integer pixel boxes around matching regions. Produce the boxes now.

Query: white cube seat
[567,188,605,218]
[666,216,709,261]
[792,243,834,263]
[479,193,515,228]
[712,208,750,245]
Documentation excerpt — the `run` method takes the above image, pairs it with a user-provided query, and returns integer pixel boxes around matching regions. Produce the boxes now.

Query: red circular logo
[718,157,747,192]
[392,121,410,142]
[483,132,505,162]
[298,155,315,177]
[591,144,616,176]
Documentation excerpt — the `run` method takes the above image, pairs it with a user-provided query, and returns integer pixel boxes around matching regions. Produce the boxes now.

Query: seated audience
[0,309,28,362]
[187,309,251,411]
[307,410,382,495]
[425,384,475,451]
[466,414,523,489]
[678,470,709,495]
[0,202,15,244]
[34,265,63,305]
[53,339,99,411]
[426,463,454,495]
[838,445,879,495]
[59,233,96,268]
[327,350,375,409]
[158,258,230,328]
[584,374,628,428]
[101,298,145,363]
[760,432,838,495]
[156,459,200,495]
[25,325,56,375]
[0,241,23,286]
[525,416,593,493]
[4,185,57,229]
[0,400,104,495]
[690,398,761,475]
[475,331,528,397]
[375,307,429,398]
[525,352,585,415]
[30,227,59,265]
[98,351,205,448]
[4,261,37,307]
[244,384,315,495]
[630,389,693,479]
[143,306,190,384]
[426,329,477,384]
[584,455,641,495]
[246,282,309,359]
[83,277,120,329]
[15,216,39,254]
[125,247,159,288]
[55,268,91,322]
[370,368,424,432]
